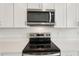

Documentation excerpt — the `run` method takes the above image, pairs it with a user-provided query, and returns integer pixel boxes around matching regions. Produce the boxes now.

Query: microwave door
[27,12,49,22]
[27,11,55,26]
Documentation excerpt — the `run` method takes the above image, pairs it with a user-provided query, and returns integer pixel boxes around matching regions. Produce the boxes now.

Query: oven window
[27,12,49,22]
[29,38,51,44]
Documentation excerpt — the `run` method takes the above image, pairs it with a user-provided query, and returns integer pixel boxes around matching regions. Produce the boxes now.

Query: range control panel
[29,33,50,37]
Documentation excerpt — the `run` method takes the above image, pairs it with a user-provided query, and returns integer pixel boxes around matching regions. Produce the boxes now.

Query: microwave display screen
[27,12,49,22]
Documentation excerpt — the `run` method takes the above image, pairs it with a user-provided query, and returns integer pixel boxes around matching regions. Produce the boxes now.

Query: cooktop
[22,33,60,56]
[22,42,60,55]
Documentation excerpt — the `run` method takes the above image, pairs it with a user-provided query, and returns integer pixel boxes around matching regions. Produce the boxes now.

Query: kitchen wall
[0,27,79,45]
[0,28,26,41]
[0,28,78,40]
[0,27,79,54]
[0,3,79,55]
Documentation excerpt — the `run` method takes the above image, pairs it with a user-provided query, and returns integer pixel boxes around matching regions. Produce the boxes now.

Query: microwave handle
[49,12,51,23]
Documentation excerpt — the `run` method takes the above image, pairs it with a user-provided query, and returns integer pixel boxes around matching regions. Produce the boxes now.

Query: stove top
[29,44,51,48]
[22,42,60,55]
[22,33,60,55]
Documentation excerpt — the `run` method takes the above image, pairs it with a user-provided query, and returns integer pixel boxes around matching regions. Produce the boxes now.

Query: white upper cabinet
[14,3,27,27]
[27,3,55,9]
[67,3,79,28]
[55,3,67,28]
[1,3,79,28]
[42,3,55,9]
[27,3,67,28]
[0,3,13,27]
[27,3,41,9]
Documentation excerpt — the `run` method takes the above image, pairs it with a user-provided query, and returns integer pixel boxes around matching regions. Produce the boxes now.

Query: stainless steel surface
[23,52,61,56]
[22,33,60,56]
[27,22,55,26]
[27,9,55,12]
[29,33,50,38]
[27,9,55,26]
[49,12,51,23]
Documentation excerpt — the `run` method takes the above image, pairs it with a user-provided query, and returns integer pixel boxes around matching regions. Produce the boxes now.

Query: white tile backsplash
[0,28,79,55]
[0,28,26,41]
[0,28,79,41]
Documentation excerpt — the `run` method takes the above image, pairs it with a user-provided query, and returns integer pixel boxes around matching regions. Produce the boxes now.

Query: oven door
[29,37,51,44]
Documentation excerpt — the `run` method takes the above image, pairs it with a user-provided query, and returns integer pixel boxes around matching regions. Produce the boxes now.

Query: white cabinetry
[42,3,55,9]
[1,3,79,28]
[55,3,67,28]
[0,3,13,27]
[67,3,79,28]
[14,3,27,27]
[14,3,67,28]
[27,3,41,9]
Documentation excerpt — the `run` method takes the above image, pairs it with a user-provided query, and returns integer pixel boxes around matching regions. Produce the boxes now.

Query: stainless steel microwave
[27,9,55,26]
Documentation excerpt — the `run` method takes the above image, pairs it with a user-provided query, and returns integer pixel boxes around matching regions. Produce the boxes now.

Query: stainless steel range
[22,33,61,56]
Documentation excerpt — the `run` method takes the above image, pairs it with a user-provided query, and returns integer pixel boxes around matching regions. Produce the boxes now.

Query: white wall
[0,27,78,41]
[0,28,26,41]
[0,27,79,54]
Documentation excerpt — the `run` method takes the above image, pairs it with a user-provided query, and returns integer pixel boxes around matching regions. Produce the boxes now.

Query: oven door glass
[29,38,51,44]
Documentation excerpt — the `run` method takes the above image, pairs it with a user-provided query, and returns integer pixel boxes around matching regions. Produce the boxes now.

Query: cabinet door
[0,3,13,27]
[67,3,79,28]
[14,3,27,27]
[27,3,41,9]
[55,3,67,28]
[42,3,55,9]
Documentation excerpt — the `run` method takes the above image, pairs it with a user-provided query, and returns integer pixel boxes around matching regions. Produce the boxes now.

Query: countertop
[0,39,79,54]
[0,40,27,53]
[53,39,79,51]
